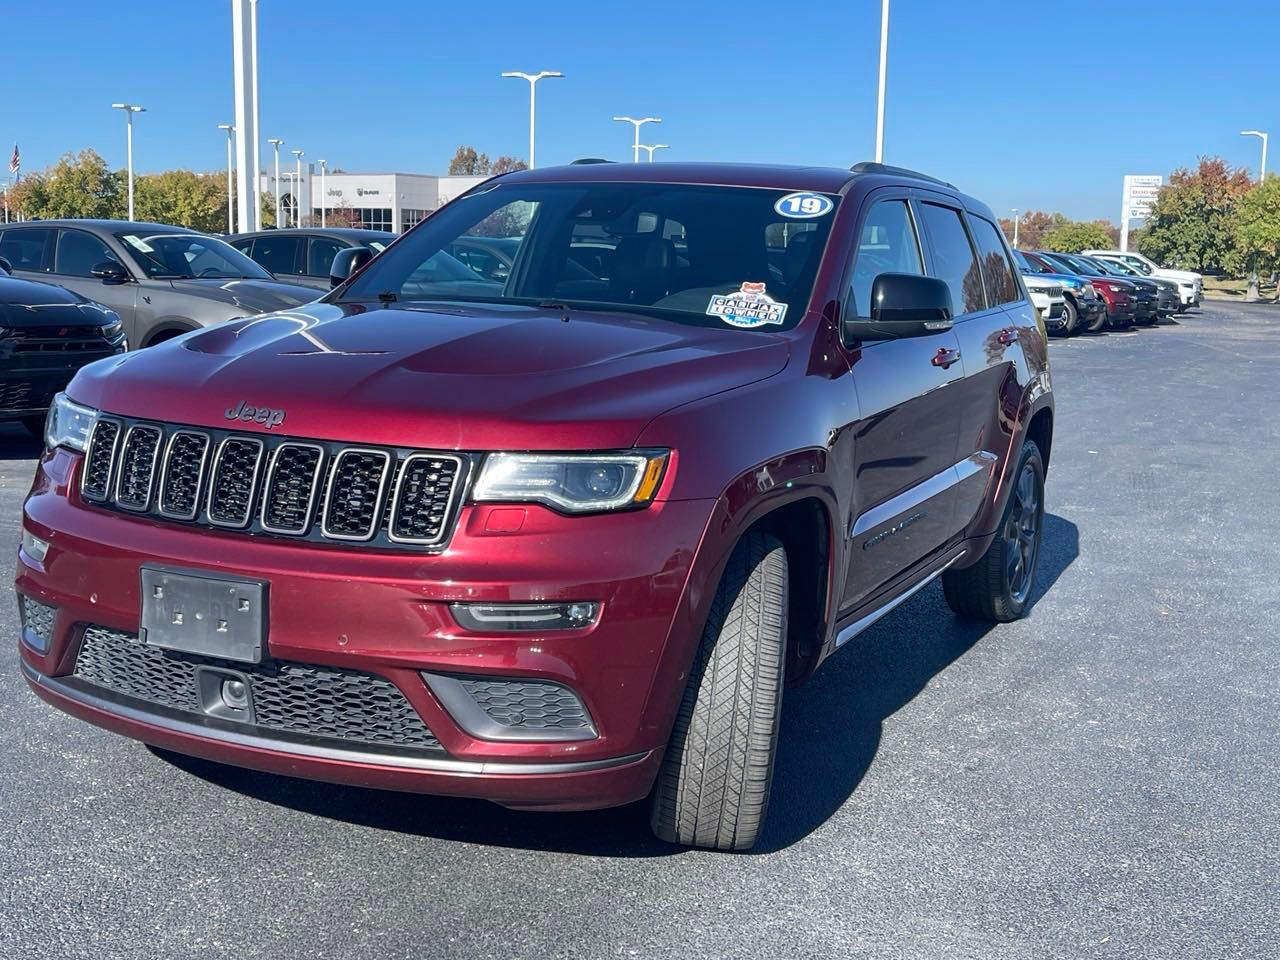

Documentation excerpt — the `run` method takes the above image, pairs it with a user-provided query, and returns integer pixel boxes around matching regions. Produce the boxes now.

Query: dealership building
[258,168,489,233]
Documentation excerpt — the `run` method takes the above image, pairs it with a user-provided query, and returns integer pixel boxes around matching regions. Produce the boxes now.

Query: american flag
[8,144,18,180]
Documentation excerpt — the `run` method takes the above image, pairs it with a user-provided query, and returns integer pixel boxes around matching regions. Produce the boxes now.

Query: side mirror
[91,260,130,284]
[843,273,954,343]
[0,255,11,275]
[329,246,374,288]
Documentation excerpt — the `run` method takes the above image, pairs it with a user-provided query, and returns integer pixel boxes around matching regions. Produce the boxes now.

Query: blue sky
[4,0,1277,221]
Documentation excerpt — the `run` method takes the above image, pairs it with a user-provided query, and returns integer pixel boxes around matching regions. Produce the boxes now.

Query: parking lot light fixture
[267,138,283,226]
[291,149,304,227]
[502,71,563,169]
[111,103,145,221]
[1011,208,1019,248]
[638,144,669,162]
[318,160,327,228]
[218,125,235,234]
[1241,130,1268,181]
[613,117,661,163]
[874,0,889,162]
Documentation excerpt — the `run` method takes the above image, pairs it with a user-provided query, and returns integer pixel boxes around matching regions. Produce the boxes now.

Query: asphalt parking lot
[2,300,1277,960]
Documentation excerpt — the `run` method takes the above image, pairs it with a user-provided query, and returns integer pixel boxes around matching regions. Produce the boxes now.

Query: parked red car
[17,161,1054,850]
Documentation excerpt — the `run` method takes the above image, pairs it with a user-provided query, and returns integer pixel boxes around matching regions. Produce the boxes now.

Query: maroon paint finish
[17,162,1053,811]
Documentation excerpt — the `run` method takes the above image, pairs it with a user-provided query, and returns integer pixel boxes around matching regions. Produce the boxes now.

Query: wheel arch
[141,318,199,348]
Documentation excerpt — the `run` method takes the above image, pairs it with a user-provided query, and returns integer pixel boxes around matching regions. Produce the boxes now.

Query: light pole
[1011,208,1019,248]
[266,138,284,227]
[874,0,890,163]
[638,144,670,162]
[501,70,563,169]
[218,124,236,234]
[111,103,145,221]
[291,149,304,226]
[280,172,298,226]
[1241,130,1269,182]
[613,116,661,163]
[318,160,327,227]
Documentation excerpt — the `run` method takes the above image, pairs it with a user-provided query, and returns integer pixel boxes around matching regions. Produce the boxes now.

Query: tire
[21,415,46,440]
[1086,306,1107,333]
[943,439,1045,623]
[650,530,788,851]
[1055,299,1077,337]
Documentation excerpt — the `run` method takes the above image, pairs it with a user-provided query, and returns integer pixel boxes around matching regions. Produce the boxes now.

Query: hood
[166,278,319,314]
[0,276,118,328]
[1154,268,1201,283]
[68,300,792,450]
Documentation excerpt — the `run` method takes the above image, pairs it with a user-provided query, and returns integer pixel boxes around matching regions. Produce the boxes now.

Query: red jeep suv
[16,161,1053,850]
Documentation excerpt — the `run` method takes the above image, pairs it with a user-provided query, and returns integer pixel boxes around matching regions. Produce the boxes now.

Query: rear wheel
[943,439,1045,622]
[1086,305,1107,333]
[650,530,788,851]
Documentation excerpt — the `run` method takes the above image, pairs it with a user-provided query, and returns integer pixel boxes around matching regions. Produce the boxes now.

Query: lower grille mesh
[73,626,441,751]
[458,678,593,731]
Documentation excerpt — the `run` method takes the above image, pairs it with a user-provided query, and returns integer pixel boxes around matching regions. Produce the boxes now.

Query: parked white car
[1081,250,1202,311]
[1023,274,1066,327]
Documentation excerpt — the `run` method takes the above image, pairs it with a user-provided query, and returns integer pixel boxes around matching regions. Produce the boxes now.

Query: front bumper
[17,446,719,810]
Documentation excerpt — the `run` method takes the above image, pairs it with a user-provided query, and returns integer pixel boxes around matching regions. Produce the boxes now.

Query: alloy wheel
[1003,459,1042,606]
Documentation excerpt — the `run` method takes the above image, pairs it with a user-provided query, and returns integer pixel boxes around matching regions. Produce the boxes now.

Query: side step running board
[834,551,966,647]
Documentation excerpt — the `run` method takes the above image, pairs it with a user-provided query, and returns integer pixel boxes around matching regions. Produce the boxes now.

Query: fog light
[21,530,49,563]
[450,601,600,632]
[222,679,249,710]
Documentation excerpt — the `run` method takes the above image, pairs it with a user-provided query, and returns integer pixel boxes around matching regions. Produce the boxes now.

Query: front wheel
[1055,299,1078,337]
[650,530,788,851]
[1086,305,1107,333]
[943,439,1045,622]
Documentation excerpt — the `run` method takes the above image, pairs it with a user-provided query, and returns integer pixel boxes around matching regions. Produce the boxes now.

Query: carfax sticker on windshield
[707,282,788,329]
[774,191,834,219]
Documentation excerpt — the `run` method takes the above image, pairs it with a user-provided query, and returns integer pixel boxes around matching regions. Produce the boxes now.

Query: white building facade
[259,169,489,233]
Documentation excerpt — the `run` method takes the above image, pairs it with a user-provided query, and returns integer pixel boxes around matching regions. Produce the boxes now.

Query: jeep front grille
[81,415,470,550]
[73,625,442,751]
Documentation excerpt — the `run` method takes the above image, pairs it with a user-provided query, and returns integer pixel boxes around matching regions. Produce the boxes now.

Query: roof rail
[850,161,955,189]
[571,158,614,165]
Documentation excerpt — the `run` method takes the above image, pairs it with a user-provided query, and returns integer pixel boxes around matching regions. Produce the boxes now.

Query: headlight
[44,393,98,452]
[473,450,669,513]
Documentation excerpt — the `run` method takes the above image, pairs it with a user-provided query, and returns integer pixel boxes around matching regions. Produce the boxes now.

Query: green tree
[10,149,124,219]
[1139,157,1253,272]
[1227,176,1280,289]
[448,145,491,175]
[135,170,226,232]
[1041,220,1115,253]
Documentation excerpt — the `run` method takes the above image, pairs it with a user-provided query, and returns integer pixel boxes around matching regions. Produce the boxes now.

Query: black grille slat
[20,596,57,646]
[158,431,210,520]
[73,625,441,751]
[261,444,324,533]
[390,455,462,544]
[323,450,390,540]
[207,438,264,527]
[78,415,467,550]
[82,418,121,502]
[115,425,162,510]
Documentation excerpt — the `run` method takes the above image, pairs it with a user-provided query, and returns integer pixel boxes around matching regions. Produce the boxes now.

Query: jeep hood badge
[225,400,286,429]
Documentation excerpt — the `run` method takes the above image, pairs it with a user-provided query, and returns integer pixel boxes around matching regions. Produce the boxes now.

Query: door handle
[931,347,961,369]
[998,327,1019,345]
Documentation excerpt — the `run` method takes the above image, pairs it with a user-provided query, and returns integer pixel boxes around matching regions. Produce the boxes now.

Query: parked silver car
[0,220,318,348]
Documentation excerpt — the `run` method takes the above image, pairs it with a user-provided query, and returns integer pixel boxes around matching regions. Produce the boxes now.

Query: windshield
[338,181,839,331]
[1120,255,1152,274]
[1012,249,1050,274]
[117,232,273,280]
[1099,258,1138,276]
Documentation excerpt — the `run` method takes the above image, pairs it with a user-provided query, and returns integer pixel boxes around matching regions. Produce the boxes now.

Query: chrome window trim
[113,423,163,512]
[259,441,326,535]
[205,436,265,528]
[387,452,466,546]
[156,429,211,521]
[80,416,123,503]
[320,447,391,542]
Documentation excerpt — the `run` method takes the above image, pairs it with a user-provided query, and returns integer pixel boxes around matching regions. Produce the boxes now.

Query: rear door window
[969,216,1022,306]
[0,227,54,273]
[918,203,985,315]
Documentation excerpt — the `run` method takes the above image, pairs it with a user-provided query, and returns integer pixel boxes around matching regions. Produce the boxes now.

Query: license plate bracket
[140,566,266,664]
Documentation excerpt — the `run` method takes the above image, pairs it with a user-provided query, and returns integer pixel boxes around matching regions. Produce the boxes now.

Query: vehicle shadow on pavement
[154,513,1079,857]
[0,423,42,460]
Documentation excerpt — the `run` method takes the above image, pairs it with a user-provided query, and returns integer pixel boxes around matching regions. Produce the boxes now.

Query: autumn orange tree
[1139,157,1253,272]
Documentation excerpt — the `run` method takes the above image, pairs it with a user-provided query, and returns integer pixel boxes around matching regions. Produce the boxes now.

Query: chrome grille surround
[78,415,470,551]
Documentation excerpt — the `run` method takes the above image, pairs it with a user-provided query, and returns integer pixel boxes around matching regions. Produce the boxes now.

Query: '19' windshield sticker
[707,282,788,329]
[774,191,834,219]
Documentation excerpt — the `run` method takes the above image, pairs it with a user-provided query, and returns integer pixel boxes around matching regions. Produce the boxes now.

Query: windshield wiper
[377,291,398,303]
[538,300,572,322]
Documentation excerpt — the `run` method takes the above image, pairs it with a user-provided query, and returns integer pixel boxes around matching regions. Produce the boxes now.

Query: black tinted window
[919,203,984,315]
[55,229,119,278]
[251,235,303,275]
[0,228,54,272]
[307,237,347,277]
[970,217,1021,306]
[849,200,923,316]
